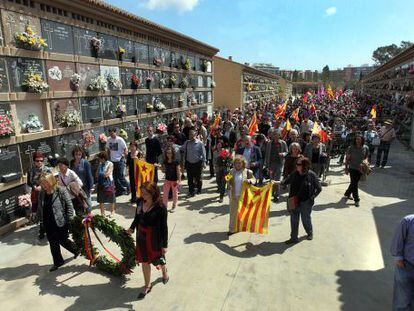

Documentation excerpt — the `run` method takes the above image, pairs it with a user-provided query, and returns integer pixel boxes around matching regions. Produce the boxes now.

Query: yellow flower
[225,174,233,182]
[18,35,27,42]
[39,38,46,46]
[119,47,126,54]
[26,26,34,36]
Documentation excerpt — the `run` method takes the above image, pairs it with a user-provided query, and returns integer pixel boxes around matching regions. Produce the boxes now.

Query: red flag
[281,119,292,139]
[275,102,287,119]
[248,112,258,136]
[310,103,316,114]
[291,108,300,122]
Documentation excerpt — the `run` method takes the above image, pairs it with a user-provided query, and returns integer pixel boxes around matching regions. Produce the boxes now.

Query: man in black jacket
[145,126,162,183]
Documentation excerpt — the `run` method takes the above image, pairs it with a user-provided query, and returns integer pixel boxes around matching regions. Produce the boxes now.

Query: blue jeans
[393,261,414,310]
[269,163,283,197]
[290,199,313,240]
[112,159,129,195]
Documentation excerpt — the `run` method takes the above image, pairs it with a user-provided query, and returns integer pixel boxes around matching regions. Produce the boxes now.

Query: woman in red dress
[127,181,169,299]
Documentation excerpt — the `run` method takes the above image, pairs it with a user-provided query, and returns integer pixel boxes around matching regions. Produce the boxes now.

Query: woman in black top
[127,182,168,299]
[277,156,322,245]
[161,146,181,212]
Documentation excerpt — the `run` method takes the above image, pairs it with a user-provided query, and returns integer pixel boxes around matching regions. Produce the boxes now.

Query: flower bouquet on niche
[159,77,167,89]
[118,47,126,61]
[116,99,127,118]
[153,57,163,67]
[170,74,177,88]
[178,95,184,108]
[146,75,154,89]
[21,114,43,133]
[131,74,140,89]
[22,70,49,94]
[119,129,128,141]
[146,102,153,113]
[179,76,189,89]
[154,101,166,112]
[82,130,96,149]
[58,110,81,128]
[15,24,47,51]
[18,194,32,209]
[107,74,122,90]
[156,123,167,135]
[0,114,15,138]
[70,73,81,91]
[184,58,191,70]
[91,37,102,57]
[99,133,107,151]
[88,75,108,92]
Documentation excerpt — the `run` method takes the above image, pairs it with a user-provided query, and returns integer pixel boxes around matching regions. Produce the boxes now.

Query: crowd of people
[27,90,406,301]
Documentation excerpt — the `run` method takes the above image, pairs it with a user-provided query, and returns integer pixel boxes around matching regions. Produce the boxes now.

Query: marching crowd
[27,90,414,306]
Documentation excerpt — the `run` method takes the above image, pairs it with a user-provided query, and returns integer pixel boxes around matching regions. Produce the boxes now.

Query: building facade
[214,56,292,111]
[0,0,218,229]
[361,46,414,148]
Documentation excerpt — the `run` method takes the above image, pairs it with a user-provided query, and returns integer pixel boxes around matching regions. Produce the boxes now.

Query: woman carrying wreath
[127,182,169,300]
[225,155,253,236]
[37,173,79,272]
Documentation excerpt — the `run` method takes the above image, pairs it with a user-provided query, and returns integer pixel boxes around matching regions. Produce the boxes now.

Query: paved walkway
[1,142,414,311]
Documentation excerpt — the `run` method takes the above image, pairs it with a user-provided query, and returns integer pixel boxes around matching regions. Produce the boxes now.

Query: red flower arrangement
[0,114,15,138]
[131,74,140,89]
[218,149,233,168]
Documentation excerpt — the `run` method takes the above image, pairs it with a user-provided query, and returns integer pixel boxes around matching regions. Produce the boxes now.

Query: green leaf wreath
[70,215,136,276]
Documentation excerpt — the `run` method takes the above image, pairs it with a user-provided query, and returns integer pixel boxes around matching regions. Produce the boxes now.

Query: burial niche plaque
[20,137,55,173]
[0,58,9,93]
[122,96,137,116]
[135,42,149,64]
[41,19,74,54]
[81,97,103,123]
[1,10,41,47]
[76,63,99,91]
[118,38,136,62]
[0,145,22,183]
[73,27,97,57]
[55,131,83,159]
[0,184,28,226]
[7,57,45,92]
[50,98,80,128]
[102,96,117,120]
[46,60,76,92]
[98,33,118,60]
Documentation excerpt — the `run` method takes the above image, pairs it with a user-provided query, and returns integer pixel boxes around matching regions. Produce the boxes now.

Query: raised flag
[281,119,292,139]
[134,159,155,198]
[275,102,287,119]
[312,121,320,135]
[210,114,222,134]
[291,107,300,122]
[326,84,334,100]
[370,105,377,119]
[248,112,258,136]
[310,103,316,114]
[235,182,273,234]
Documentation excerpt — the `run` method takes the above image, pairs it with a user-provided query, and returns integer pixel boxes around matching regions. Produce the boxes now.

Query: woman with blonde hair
[37,173,79,271]
[225,155,253,235]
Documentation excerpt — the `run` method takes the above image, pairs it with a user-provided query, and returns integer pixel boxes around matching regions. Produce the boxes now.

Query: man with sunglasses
[27,151,52,239]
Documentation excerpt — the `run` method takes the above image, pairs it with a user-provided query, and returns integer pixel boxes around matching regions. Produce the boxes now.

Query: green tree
[313,70,319,82]
[322,65,330,83]
[372,41,413,65]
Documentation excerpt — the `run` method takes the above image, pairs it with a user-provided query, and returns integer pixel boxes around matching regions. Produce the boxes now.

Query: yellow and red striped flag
[235,182,273,234]
[370,105,377,119]
[210,114,221,134]
[134,159,155,198]
[291,107,300,122]
[248,112,258,136]
[275,102,287,119]
[312,121,320,135]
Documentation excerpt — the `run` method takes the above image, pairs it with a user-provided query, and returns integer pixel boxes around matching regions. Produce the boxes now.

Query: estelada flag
[210,114,221,134]
[312,121,320,135]
[370,105,377,119]
[291,108,300,122]
[248,112,258,136]
[235,182,273,234]
[134,159,155,198]
[274,102,287,119]
[310,103,316,114]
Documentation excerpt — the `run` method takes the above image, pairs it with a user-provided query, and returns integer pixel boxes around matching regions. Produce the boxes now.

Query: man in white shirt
[107,128,129,196]
[376,120,396,168]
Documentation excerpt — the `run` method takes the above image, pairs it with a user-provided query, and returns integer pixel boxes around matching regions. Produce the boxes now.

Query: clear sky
[106,0,414,71]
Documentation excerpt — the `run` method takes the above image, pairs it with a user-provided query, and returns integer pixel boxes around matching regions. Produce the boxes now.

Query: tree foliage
[322,65,330,83]
[372,41,413,65]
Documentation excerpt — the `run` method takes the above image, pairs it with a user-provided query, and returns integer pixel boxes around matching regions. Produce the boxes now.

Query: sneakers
[306,234,313,241]
[218,196,224,203]
[355,201,360,207]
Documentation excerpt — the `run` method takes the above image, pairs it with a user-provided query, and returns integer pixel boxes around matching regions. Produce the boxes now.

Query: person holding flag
[225,155,253,235]
[236,135,262,179]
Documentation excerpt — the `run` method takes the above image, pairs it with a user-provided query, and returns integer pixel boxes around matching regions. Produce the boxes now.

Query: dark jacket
[70,159,94,193]
[38,187,75,228]
[130,200,168,249]
[282,170,322,203]
[145,136,162,164]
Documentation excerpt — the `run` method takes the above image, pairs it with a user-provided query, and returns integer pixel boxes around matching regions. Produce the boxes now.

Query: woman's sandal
[137,285,152,299]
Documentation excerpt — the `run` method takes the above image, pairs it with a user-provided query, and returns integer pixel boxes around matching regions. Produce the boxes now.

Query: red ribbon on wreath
[82,215,132,274]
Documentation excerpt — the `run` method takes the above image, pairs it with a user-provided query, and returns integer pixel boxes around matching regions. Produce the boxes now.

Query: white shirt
[234,170,244,197]
[107,136,127,162]
[58,168,83,199]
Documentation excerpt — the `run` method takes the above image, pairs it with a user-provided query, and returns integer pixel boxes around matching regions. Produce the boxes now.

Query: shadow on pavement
[184,231,301,258]
[335,199,413,310]
[0,225,48,246]
[0,263,150,311]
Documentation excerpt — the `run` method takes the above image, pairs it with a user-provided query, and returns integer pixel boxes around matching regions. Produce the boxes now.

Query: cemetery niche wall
[0,0,218,226]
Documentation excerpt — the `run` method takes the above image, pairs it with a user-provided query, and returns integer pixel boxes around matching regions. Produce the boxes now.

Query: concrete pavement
[1,142,414,311]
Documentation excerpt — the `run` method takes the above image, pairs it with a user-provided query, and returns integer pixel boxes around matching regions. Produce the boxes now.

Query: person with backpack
[277,156,322,244]
[70,146,93,213]
[37,172,79,272]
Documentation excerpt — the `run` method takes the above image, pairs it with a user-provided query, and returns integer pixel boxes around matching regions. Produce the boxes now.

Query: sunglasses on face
[34,159,43,163]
